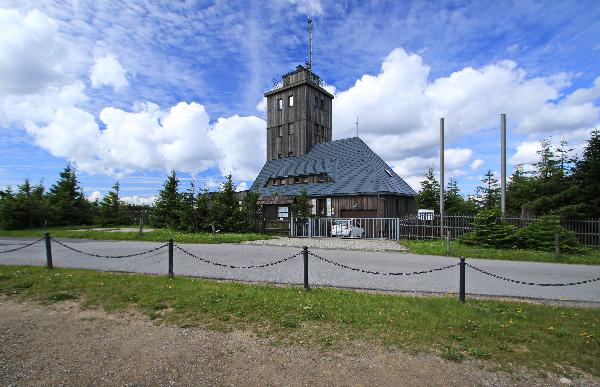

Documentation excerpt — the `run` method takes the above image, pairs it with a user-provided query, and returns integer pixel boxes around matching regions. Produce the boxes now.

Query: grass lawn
[0,226,272,244]
[0,265,598,377]
[401,239,600,265]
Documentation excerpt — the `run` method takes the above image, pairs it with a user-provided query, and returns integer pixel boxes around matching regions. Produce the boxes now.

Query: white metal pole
[501,113,507,215]
[440,117,445,238]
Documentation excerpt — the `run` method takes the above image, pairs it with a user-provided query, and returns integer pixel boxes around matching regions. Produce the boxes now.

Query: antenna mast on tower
[307,17,313,71]
[356,116,359,137]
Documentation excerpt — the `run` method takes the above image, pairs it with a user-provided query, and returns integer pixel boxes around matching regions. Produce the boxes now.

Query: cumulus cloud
[121,195,157,206]
[333,49,599,163]
[470,159,484,170]
[24,98,265,179]
[90,54,128,92]
[288,0,324,16]
[0,8,66,95]
[87,191,102,202]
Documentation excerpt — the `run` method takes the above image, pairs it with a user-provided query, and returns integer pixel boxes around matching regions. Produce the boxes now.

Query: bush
[514,215,581,253]
[459,208,515,248]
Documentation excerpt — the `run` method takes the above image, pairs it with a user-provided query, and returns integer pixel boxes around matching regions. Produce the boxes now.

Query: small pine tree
[291,188,313,218]
[416,165,440,210]
[151,170,181,229]
[208,175,241,232]
[47,164,92,226]
[475,170,500,209]
[514,215,581,253]
[98,182,128,226]
[239,191,260,231]
[459,208,515,248]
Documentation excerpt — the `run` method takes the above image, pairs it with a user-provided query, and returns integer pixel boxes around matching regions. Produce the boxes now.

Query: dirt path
[0,299,595,386]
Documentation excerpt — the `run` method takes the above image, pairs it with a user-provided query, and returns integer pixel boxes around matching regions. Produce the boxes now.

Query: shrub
[459,208,515,248]
[514,215,581,253]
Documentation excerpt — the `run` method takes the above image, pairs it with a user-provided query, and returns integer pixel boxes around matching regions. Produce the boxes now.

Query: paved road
[1,237,599,304]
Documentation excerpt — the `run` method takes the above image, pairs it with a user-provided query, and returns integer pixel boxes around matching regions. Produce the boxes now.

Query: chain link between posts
[175,244,301,269]
[0,237,45,254]
[308,251,459,276]
[466,263,600,287]
[50,237,169,259]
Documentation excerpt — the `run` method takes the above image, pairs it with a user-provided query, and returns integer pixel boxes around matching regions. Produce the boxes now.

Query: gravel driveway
[1,237,599,304]
[1,299,595,386]
[243,236,407,251]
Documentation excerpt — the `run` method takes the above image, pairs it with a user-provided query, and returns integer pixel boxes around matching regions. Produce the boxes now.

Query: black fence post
[168,238,174,278]
[459,257,465,303]
[44,232,53,269]
[303,246,309,290]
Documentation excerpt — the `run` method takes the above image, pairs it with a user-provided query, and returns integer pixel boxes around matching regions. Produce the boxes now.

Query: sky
[1,0,599,204]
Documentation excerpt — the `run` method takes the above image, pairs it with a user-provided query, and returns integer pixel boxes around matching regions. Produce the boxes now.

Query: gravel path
[243,237,407,251]
[1,298,595,386]
[1,237,600,303]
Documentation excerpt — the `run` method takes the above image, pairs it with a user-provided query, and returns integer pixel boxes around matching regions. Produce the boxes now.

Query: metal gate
[291,217,401,240]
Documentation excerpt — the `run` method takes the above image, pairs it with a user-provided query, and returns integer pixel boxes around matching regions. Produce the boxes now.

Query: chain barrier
[466,263,600,287]
[308,251,459,276]
[50,237,168,259]
[0,237,44,254]
[175,244,301,269]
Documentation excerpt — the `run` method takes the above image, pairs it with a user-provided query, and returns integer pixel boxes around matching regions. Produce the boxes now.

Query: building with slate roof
[250,63,416,220]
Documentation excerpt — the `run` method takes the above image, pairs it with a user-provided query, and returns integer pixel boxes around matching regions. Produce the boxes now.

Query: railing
[290,215,600,247]
[291,218,401,240]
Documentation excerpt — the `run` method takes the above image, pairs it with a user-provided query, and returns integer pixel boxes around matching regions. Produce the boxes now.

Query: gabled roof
[250,137,416,197]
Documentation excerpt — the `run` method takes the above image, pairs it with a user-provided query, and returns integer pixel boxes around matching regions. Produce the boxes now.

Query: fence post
[168,238,174,278]
[555,233,560,258]
[303,246,309,290]
[44,232,53,269]
[459,257,465,303]
[446,232,451,256]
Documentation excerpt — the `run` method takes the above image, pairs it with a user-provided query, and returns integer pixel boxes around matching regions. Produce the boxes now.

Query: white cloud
[288,0,324,16]
[0,8,66,95]
[235,182,249,192]
[121,195,156,206]
[332,48,599,182]
[256,97,267,113]
[87,190,102,202]
[470,159,484,170]
[90,54,128,92]
[209,115,266,181]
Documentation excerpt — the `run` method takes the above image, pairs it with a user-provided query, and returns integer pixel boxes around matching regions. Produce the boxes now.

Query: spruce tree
[291,188,312,218]
[415,165,440,210]
[47,164,91,226]
[98,182,127,226]
[475,170,500,209]
[151,170,181,229]
[571,129,600,217]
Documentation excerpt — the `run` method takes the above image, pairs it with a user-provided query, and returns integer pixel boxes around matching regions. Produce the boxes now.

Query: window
[318,174,326,182]
[303,176,309,183]
[277,206,289,218]
[288,123,293,134]
[277,98,283,110]
[288,151,294,157]
[273,179,278,186]
[280,178,286,185]
[278,126,283,137]
[277,153,282,159]
[314,95,319,108]
[288,95,294,107]
[320,98,325,111]
[385,169,393,177]
[294,177,300,183]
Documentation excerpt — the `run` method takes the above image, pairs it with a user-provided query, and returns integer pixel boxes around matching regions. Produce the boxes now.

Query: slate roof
[250,137,416,197]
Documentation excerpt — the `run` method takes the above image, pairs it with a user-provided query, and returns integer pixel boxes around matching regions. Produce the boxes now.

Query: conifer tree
[47,164,91,226]
[291,188,312,218]
[98,182,127,226]
[151,170,181,229]
[475,170,500,209]
[570,129,600,217]
[415,165,439,210]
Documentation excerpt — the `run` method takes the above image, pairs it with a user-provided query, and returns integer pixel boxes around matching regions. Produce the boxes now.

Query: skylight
[385,169,393,177]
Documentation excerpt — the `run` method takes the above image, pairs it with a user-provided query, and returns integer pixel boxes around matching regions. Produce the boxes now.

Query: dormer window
[294,177,300,183]
[385,169,393,177]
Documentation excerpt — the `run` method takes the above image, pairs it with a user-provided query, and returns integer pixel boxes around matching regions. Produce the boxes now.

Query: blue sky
[1,0,599,203]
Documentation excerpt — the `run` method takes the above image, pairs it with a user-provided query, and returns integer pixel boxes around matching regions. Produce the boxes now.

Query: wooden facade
[264,66,334,160]
[263,194,416,221]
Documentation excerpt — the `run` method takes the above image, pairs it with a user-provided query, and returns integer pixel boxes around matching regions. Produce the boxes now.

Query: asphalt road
[1,237,599,304]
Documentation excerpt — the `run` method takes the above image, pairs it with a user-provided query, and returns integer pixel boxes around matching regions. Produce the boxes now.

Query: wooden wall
[265,69,333,161]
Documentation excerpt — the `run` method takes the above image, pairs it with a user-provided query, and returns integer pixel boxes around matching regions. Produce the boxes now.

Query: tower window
[288,123,293,134]
[320,99,325,110]
[278,126,283,137]
[314,95,318,108]
[277,98,283,110]
[288,95,294,107]
[289,151,294,157]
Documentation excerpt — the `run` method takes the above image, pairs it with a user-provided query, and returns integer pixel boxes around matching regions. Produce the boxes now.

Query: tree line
[0,166,261,232]
[416,129,600,218]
